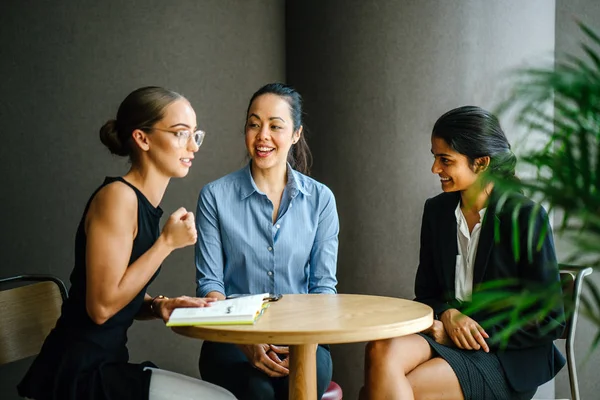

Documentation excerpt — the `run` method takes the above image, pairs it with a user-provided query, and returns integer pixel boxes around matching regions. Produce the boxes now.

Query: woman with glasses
[18,87,235,400]
[195,83,338,400]
[360,106,565,400]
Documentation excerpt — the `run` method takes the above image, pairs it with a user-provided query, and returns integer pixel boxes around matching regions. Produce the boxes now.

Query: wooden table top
[172,293,433,345]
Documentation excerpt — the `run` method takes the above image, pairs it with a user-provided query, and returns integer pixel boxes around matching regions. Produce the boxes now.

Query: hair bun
[99,119,129,157]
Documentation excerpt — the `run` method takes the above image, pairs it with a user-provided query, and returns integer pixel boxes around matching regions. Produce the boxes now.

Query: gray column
[286,1,555,397]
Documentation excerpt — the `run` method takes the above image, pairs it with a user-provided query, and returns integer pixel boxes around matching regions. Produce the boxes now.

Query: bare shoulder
[87,180,138,228]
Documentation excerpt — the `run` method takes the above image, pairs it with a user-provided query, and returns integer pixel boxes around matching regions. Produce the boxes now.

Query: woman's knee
[365,338,397,361]
[366,335,421,360]
[407,358,463,400]
[365,335,432,374]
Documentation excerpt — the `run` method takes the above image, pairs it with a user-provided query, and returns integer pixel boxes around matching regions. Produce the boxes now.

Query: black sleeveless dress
[18,177,163,400]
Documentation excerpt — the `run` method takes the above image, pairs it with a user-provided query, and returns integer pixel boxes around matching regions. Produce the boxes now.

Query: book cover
[166,293,270,326]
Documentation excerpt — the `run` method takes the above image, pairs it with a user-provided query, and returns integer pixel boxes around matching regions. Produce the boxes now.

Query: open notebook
[166,293,270,326]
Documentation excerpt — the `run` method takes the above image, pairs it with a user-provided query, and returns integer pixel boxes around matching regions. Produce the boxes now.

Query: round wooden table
[172,294,433,400]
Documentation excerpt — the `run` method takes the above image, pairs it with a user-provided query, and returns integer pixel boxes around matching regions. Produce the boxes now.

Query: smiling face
[134,99,199,178]
[245,93,301,173]
[430,135,481,193]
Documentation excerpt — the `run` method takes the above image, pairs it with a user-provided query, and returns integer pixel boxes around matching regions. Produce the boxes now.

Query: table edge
[171,311,433,344]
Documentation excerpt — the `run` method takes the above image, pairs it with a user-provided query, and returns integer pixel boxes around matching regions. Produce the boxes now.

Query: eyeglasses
[141,127,205,148]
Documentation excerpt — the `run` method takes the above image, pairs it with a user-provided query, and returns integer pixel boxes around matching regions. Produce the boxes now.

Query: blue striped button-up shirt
[195,163,339,297]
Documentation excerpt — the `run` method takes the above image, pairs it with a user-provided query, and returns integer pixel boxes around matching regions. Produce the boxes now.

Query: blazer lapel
[472,198,499,284]
[439,193,459,294]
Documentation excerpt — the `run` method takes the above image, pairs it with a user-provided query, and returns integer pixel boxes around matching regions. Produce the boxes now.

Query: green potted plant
[466,22,600,351]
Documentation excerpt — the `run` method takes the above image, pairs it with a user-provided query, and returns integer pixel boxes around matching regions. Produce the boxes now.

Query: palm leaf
[467,23,600,352]
[579,20,600,48]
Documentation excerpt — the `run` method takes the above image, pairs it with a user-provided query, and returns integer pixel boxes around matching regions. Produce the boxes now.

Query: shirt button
[267,246,273,251]
[267,271,273,276]
[276,224,280,229]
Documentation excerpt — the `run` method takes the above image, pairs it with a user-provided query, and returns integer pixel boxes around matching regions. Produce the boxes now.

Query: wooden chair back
[0,276,66,365]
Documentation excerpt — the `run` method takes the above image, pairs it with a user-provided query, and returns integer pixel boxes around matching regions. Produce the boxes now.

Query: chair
[0,274,67,366]
[322,380,343,400]
[559,265,593,400]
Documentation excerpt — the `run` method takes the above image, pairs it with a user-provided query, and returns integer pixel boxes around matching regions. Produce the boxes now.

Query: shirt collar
[239,162,310,200]
[454,200,487,225]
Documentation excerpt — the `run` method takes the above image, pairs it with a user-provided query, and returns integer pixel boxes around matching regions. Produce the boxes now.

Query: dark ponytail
[247,83,313,175]
[100,86,184,158]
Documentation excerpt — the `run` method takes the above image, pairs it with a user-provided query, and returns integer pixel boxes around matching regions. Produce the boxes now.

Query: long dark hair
[432,106,518,184]
[99,86,184,159]
[246,83,312,175]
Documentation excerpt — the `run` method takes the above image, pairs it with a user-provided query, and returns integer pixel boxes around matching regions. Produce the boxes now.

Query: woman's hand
[267,344,290,369]
[440,308,490,352]
[153,296,216,322]
[422,320,455,347]
[161,208,197,250]
[237,344,290,377]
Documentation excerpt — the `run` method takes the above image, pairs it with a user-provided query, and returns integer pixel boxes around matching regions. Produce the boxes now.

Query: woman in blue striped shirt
[195,83,339,400]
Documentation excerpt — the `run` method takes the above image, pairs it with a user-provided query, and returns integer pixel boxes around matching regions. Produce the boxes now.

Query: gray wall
[2,1,599,400]
[0,1,284,398]
[554,1,600,399]
[286,1,555,398]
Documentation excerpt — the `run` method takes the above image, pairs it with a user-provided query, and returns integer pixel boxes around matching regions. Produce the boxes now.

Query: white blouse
[454,202,487,302]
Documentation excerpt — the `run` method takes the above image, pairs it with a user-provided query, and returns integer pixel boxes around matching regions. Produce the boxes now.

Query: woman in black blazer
[361,106,565,400]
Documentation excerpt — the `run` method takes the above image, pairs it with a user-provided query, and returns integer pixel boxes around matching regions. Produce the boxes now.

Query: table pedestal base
[289,343,317,400]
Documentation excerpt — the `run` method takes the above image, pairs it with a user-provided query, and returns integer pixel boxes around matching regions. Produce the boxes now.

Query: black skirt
[418,334,536,400]
[18,336,154,400]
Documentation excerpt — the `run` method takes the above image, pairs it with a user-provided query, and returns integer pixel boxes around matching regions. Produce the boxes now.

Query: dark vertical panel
[0,1,285,398]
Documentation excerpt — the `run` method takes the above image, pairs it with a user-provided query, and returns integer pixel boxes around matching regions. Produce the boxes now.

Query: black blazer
[414,191,566,392]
